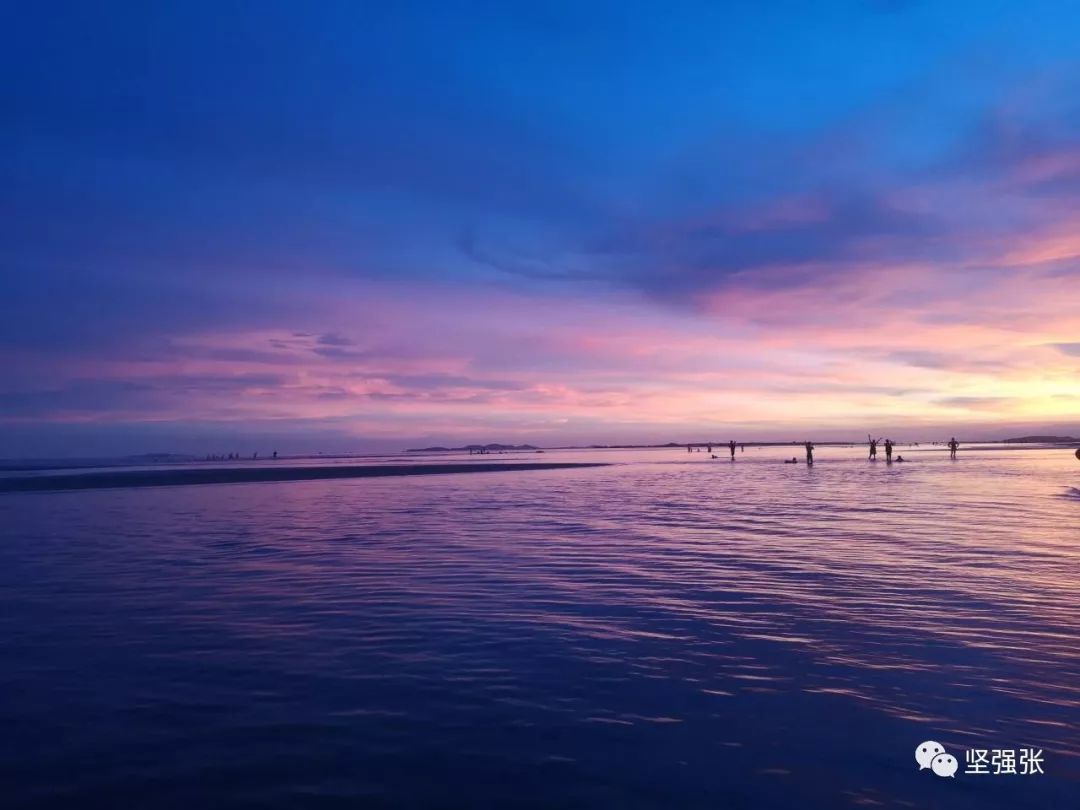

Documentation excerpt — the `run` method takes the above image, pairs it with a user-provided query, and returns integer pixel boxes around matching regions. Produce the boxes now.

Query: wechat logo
[916,741,958,778]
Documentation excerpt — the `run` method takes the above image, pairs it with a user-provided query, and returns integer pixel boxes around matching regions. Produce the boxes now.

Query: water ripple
[1,446,1077,809]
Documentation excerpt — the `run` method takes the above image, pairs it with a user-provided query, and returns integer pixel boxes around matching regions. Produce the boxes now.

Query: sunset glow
[3,2,1079,455]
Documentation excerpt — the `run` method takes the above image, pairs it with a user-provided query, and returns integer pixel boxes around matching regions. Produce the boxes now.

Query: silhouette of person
[272,451,278,459]
[948,437,959,458]
[804,441,814,465]
[785,457,798,464]
[896,455,905,462]
[740,444,744,452]
[729,440,736,459]
[885,439,893,461]
[687,444,692,453]
[868,436,878,460]
[707,444,712,454]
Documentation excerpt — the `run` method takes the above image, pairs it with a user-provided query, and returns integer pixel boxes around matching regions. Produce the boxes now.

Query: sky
[2,0,1079,456]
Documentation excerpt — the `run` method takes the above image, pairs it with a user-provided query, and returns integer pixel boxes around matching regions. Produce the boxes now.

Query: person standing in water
[868,436,878,460]
[884,439,893,462]
[804,441,814,465]
[729,440,737,459]
[948,437,959,458]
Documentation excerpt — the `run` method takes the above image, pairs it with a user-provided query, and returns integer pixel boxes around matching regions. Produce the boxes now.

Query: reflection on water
[1,446,1077,808]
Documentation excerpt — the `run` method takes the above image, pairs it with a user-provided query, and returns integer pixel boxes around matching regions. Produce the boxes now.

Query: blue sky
[2,1,1079,455]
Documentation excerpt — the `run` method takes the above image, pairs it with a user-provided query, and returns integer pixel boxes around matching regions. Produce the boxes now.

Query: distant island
[1002,435,1078,444]
[406,440,863,454]
[407,443,541,453]
[126,453,201,463]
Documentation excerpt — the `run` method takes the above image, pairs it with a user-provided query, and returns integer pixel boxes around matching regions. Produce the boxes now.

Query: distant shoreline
[0,462,610,493]
[408,437,1079,454]
[2,436,1076,475]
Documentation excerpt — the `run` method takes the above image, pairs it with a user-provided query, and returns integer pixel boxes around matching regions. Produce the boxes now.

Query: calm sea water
[2,446,1078,809]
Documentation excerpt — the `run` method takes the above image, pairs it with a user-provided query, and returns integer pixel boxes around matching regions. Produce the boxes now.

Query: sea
[1,444,1078,809]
